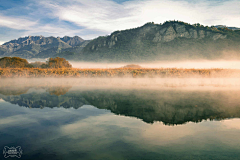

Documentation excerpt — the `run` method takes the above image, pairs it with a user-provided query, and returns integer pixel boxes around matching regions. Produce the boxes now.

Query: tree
[0,57,33,68]
[41,57,72,68]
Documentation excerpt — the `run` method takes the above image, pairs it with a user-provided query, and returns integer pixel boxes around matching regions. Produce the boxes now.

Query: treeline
[0,57,72,69]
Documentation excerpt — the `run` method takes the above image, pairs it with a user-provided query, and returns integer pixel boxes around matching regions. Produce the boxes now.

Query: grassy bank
[0,68,239,78]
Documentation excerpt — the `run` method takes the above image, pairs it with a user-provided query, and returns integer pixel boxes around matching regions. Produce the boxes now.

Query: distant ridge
[0,35,89,59]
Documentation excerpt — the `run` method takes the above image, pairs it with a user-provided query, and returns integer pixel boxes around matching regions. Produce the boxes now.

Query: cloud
[39,0,136,32]
[25,24,84,37]
[39,0,240,33]
[0,41,5,45]
[0,14,84,37]
[0,15,37,30]
[0,16,88,43]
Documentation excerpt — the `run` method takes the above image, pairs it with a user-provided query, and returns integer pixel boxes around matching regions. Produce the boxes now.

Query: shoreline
[0,68,239,78]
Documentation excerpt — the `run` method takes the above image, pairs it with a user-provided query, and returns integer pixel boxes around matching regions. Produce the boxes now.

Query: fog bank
[1,78,240,90]
[70,60,240,69]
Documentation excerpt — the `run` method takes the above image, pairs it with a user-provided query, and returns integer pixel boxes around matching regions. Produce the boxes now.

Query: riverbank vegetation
[0,57,72,69]
[0,57,239,78]
[0,68,239,78]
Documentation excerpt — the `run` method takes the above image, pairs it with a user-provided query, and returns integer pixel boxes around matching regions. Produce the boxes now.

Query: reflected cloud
[222,119,240,130]
[0,115,33,126]
[1,97,240,159]
[140,122,195,145]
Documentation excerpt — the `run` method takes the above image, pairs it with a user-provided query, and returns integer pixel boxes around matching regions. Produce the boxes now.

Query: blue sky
[0,0,240,44]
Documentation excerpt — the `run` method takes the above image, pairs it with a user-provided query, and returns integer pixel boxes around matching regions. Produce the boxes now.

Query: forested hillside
[81,21,240,62]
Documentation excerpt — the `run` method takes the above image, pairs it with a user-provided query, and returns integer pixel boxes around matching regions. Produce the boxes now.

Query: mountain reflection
[1,85,240,125]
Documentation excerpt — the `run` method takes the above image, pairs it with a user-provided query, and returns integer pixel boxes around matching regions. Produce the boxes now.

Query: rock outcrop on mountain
[60,36,84,46]
[0,36,89,58]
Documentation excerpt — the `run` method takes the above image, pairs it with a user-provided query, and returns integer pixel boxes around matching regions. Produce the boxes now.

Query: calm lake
[0,78,240,160]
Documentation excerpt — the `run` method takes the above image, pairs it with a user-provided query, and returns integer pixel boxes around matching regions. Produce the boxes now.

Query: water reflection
[0,80,240,160]
[0,101,240,160]
[0,83,240,125]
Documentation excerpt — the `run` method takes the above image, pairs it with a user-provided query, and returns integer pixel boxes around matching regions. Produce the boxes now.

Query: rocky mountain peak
[0,35,87,58]
[60,36,84,46]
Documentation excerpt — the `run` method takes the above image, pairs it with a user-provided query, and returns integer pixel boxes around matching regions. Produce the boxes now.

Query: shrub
[41,57,72,68]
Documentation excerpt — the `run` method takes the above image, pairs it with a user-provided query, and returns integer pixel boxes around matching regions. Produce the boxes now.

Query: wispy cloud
[0,15,88,42]
[0,15,37,30]
[25,24,84,37]
[39,0,240,33]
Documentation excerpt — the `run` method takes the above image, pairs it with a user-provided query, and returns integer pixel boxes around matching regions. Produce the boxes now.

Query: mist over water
[1,78,240,89]
[26,58,240,69]
[70,60,240,69]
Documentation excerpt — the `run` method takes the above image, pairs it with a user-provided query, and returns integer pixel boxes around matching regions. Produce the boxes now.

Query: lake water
[0,78,240,160]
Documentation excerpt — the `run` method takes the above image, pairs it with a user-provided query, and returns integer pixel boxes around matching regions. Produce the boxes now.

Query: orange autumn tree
[0,57,32,68]
[41,57,72,68]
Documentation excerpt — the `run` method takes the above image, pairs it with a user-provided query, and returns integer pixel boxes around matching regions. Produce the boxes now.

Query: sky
[0,0,240,44]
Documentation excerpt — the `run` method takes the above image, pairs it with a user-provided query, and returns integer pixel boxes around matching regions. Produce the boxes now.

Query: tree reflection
[1,85,240,125]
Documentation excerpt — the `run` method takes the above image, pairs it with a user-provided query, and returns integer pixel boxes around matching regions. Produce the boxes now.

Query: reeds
[0,68,239,78]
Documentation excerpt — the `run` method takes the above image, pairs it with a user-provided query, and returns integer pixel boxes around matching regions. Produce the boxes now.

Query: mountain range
[1,21,240,62]
[0,35,89,59]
